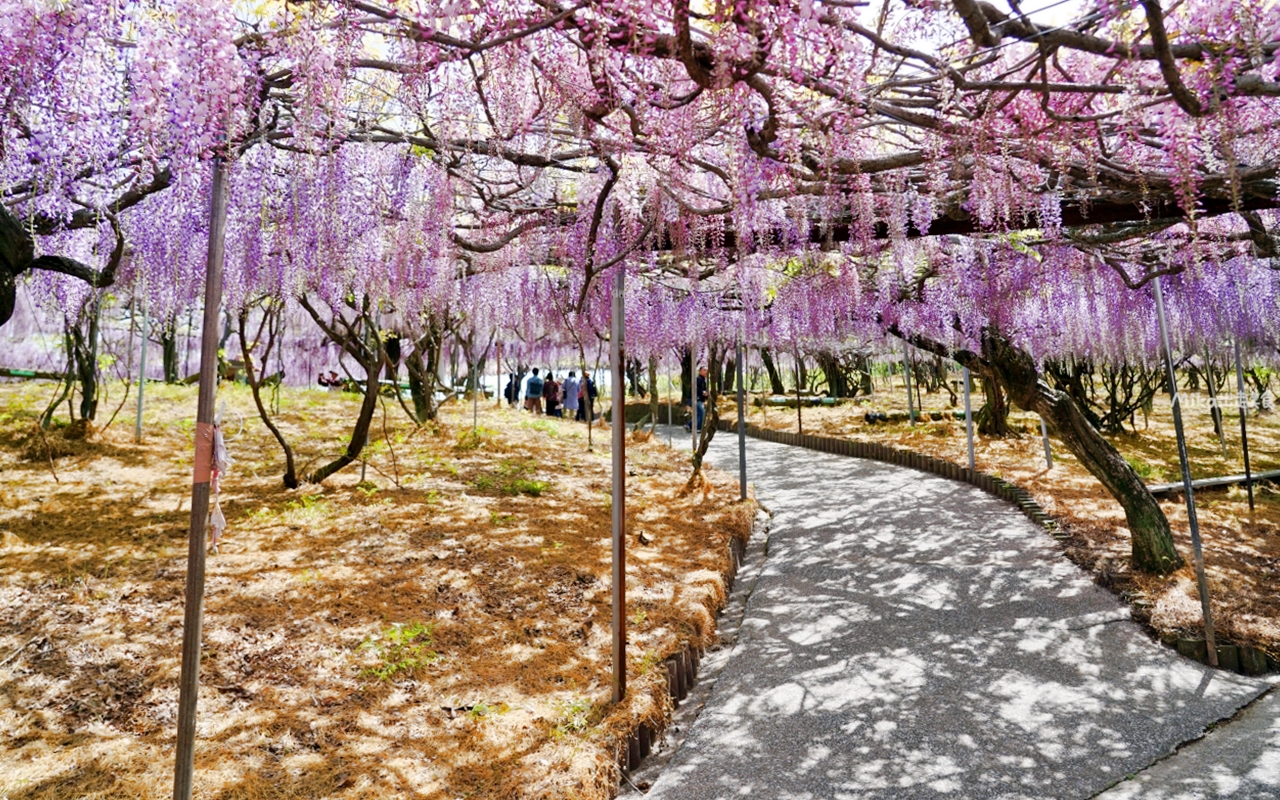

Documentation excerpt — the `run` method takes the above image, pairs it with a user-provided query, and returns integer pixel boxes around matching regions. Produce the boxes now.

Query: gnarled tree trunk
[981,331,1183,574]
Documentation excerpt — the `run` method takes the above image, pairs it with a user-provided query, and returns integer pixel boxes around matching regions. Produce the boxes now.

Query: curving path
[642,430,1273,800]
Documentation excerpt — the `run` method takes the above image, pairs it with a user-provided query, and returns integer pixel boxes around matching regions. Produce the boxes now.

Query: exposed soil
[740,379,1280,658]
[0,380,751,800]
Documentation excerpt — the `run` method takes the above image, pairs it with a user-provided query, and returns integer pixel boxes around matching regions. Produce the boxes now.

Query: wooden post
[135,296,149,444]
[666,355,673,448]
[472,343,480,431]
[172,157,230,800]
[904,346,916,426]
[495,342,502,407]
[737,340,746,501]
[963,366,975,470]
[1154,277,1218,666]
[611,266,627,696]
[794,348,803,435]
[690,347,697,454]
[1234,339,1255,512]
[611,268,627,703]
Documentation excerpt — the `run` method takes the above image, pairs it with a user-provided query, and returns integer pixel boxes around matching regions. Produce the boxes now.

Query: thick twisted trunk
[980,332,1184,574]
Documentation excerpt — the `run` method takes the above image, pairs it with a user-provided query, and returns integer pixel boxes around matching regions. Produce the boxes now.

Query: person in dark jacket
[687,366,709,432]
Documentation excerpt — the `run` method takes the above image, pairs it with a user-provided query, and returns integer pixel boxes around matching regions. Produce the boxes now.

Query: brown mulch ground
[0,381,751,799]
[741,378,1280,657]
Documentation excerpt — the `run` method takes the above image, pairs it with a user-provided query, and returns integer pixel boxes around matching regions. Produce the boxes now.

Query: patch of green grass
[1126,455,1164,481]
[456,426,498,451]
[283,492,329,520]
[467,700,510,720]
[490,511,515,527]
[551,697,596,738]
[358,621,440,681]
[509,478,550,496]
[473,459,550,495]
[520,418,558,437]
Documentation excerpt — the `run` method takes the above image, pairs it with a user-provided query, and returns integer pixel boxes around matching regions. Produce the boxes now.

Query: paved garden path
[641,430,1274,800]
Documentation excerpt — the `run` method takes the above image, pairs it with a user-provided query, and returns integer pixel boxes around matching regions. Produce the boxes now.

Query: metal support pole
[1154,277,1218,666]
[173,157,229,800]
[495,342,502,407]
[610,269,627,704]
[904,346,916,426]
[963,366,975,470]
[472,346,479,431]
[737,341,746,501]
[1234,339,1255,512]
[1040,417,1053,469]
[135,297,149,444]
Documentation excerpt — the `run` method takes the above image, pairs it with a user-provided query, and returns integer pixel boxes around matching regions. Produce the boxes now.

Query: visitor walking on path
[576,371,598,422]
[544,371,561,417]
[562,371,580,420]
[524,368,544,414]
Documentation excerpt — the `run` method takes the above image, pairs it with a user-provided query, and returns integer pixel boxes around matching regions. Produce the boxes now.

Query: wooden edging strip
[616,502,752,783]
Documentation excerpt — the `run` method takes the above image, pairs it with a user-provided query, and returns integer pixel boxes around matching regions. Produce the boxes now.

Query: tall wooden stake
[173,157,229,800]
[737,340,746,501]
[1234,339,1255,512]
[135,296,149,444]
[690,347,697,453]
[495,342,502,407]
[794,349,803,434]
[610,268,627,703]
[904,346,916,426]
[1154,277,1218,666]
[963,366,975,470]
[666,355,673,448]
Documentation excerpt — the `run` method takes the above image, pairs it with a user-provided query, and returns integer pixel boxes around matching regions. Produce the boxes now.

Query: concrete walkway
[642,430,1272,800]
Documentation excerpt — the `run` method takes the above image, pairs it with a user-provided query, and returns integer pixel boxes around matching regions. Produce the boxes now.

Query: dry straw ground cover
[0,380,751,799]
[743,380,1280,659]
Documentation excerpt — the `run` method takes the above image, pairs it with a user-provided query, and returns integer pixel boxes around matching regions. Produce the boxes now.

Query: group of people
[504,369,598,420]
[316,370,342,388]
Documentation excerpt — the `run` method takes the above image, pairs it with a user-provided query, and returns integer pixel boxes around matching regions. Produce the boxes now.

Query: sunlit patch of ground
[0,380,751,799]
[739,378,1280,656]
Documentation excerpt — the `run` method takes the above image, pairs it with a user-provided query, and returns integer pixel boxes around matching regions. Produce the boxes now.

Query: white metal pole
[1040,417,1053,469]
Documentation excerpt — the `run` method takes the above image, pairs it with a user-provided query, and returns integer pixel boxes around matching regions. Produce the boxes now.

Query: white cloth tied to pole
[208,424,232,551]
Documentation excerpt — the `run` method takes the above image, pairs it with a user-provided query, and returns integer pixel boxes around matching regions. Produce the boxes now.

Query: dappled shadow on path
[646,437,1266,800]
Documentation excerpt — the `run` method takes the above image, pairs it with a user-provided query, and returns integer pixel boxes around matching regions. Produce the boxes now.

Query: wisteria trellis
[3,0,1280,573]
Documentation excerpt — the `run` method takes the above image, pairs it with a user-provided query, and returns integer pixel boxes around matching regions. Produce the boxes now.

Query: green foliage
[551,697,596,737]
[284,492,329,520]
[473,459,551,495]
[467,700,510,719]
[521,418,558,437]
[1126,455,1164,481]
[456,426,497,450]
[359,621,440,681]
[355,481,379,496]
